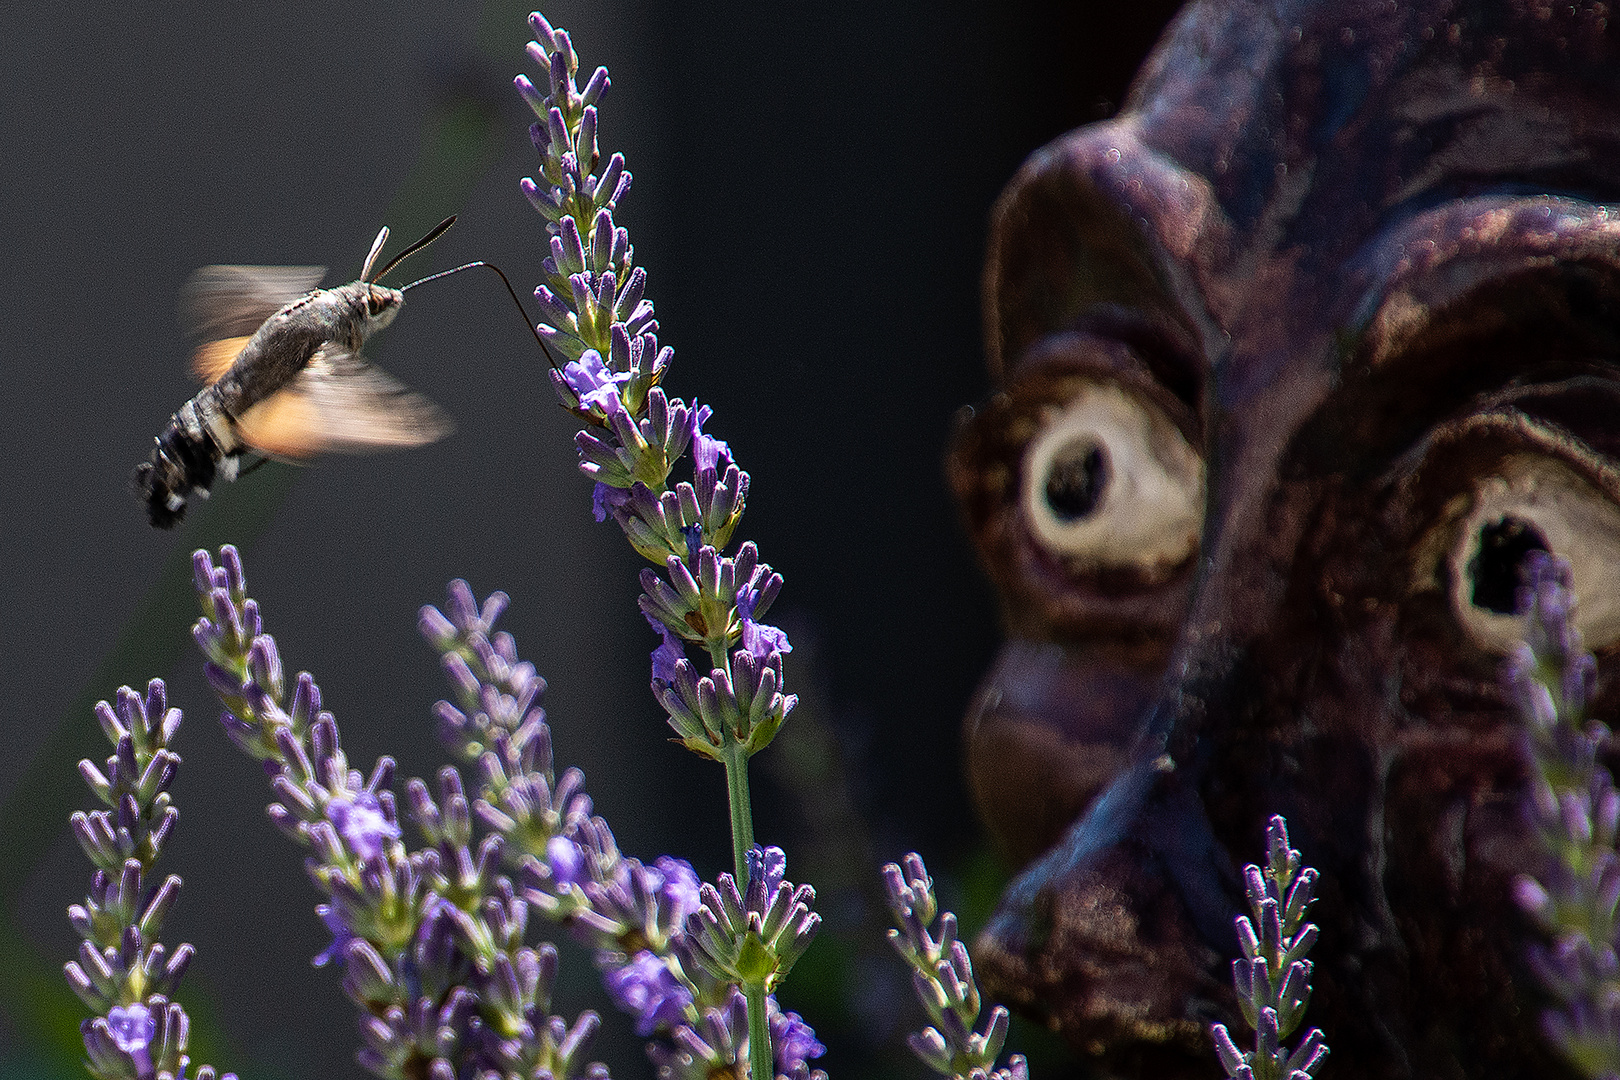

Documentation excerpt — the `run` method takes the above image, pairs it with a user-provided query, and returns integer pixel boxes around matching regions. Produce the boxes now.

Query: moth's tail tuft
[132,460,185,529]
[133,421,219,529]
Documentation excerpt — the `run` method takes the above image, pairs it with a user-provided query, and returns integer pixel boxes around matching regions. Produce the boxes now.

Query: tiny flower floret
[748,845,787,898]
[645,612,687,684]
[690,404,731,473]
[680,522,703,563]
[312,903,353,968]
[563,350,630,413]
[604,950,693,1036]
[744,844,789,916]
[737,587,791,660]
[653,855,702,923]
[593,480,631,522]
[326,793,401,862]
[770,1001,827,1074]
[547,835,589,890]
[106,1003,156,1054]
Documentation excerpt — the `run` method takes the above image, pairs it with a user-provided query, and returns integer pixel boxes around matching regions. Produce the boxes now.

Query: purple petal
[105,1003,155,1054]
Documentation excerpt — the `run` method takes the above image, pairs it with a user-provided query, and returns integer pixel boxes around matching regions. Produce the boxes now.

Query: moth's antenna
[360,226,390,282]
[402,259,562,371]
[372,215,458,283]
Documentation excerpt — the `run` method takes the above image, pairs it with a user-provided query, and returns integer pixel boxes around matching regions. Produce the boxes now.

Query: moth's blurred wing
[233,346,453,460]
[192,335,253,383]
[178,265,327,340]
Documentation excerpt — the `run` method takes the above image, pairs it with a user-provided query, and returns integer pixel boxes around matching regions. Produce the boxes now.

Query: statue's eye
[1446,453,1620,651]
[1020,380,1204,581]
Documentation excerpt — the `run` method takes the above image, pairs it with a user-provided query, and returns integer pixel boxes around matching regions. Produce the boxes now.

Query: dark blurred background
[0,2,1181,1077]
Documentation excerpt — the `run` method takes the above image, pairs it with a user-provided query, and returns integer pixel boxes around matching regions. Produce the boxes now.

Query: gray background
[0,2,1178,1077]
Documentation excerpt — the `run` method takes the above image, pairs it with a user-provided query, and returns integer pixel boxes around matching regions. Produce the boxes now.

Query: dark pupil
[1469,515,1549,614]
[1044,442,1109,522]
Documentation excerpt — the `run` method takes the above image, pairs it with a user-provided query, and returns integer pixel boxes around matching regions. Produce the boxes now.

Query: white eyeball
[1020,380,1204,581]
[1445,452,1620,651]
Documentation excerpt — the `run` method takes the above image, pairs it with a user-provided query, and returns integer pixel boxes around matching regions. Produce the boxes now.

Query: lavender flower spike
[1209,815,1328,1080]
[519,13,800,763]
[1508,551,1620,1078]
[419,578,593,856]
[882,851,1027,1080]
[67,679,236,1080]
[519,16,810,1079]
[193,550,609,1080]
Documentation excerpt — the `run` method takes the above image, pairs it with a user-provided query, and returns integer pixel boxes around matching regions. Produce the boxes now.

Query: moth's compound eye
[1020,380,1204,582]
[1445,452,1620,651]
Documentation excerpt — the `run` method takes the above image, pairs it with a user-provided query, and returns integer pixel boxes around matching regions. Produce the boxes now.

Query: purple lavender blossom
[326,793,401,862]
[744,844,787,912]
[517,15,815,1080]
[69,679,234,1080]
[604,950,693,1036]
[594,481,631,523]
[769,1001,826,1075]
[106,1003,156,1056]
[645,989,749,1080]
[645,611,687,685]
[95,1003,156,1080]
[680,523,703,564]
[312,903,353,968]
[519,0,798,764]
[884,851,1027,1080]
[691,404,731,473]
[686,853,820,991]
[752,845,786,892]
[653,855,702,924]
[562,350,631,413]
[737,586,791,660]
[194,548,609,1080]
[548,835,589,890]
[1209,816,1328,1080]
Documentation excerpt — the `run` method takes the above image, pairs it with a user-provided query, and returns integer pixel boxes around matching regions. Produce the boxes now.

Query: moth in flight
[133,219,458,528]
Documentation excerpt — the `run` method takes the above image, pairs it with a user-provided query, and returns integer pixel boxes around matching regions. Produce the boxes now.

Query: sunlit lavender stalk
[191,546,606,1080]
[518,14,803,1079]
[1208,816,1328,1080]
[66,678,234,1080]
[517,7,792,836]
[882,853,1027,1080]
[1507,550,1620,1077]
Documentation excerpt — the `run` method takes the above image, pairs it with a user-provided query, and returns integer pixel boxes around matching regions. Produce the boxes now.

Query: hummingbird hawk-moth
[133,218,458,528]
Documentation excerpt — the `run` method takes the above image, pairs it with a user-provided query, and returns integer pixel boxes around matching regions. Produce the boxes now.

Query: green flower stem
[709,639,757,878]
[720,722,769,1079]
[721,743,756,887]
[745,979,772,1080]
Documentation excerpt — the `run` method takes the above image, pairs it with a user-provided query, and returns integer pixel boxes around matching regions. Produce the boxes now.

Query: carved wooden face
[949,2,1620,1075]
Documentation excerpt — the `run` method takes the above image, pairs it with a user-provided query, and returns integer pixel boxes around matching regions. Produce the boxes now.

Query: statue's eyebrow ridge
[983,122,1229,385]
[1350,195,1620,370]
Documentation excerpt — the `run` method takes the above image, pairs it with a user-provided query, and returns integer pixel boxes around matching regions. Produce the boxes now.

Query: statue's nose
[964,636,1169,865]
[968,531,1291,1055]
